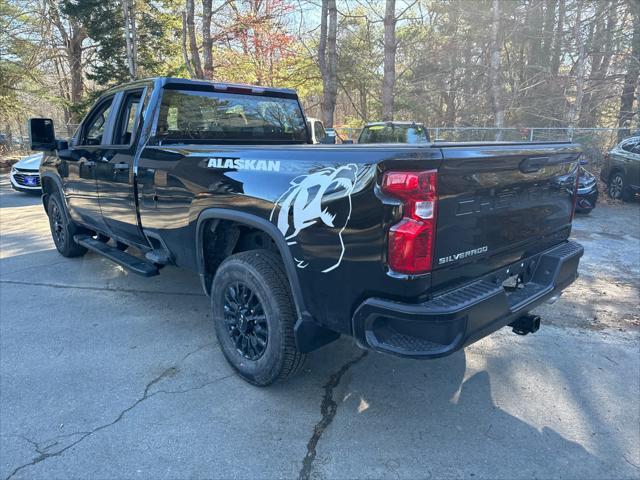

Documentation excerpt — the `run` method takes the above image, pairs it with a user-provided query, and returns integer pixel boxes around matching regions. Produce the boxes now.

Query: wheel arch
[195,209,307,315]
[609,166,626,181]
[195,208,340,353]
[40,173,69,217]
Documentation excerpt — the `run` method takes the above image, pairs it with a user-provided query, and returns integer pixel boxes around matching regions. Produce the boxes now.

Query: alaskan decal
[207,157,280,172]
[438,246,488,265]
[270,164,358,273]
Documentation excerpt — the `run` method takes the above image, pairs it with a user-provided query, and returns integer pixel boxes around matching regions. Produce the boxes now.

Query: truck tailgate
[432,143,581,291]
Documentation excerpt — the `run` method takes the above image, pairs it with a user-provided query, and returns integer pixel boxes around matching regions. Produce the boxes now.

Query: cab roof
[104,77,298,98]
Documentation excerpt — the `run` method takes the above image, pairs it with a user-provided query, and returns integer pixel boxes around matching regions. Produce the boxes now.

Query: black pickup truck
[30,77,583,385]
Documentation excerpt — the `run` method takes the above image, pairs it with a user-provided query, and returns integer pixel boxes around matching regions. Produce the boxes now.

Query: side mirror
[341,139,354,144]
[29,118,56,151]
[320,136,336,144]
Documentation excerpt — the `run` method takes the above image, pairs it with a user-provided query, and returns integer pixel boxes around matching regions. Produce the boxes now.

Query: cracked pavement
[1,175,639,479]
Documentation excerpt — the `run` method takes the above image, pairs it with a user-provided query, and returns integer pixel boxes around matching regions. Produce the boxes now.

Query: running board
[74,235,159,277]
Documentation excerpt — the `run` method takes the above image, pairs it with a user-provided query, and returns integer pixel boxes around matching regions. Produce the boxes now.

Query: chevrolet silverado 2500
[30,77,584,385]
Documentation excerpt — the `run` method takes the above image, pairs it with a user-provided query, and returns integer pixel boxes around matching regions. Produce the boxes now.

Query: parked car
[10,152,44,193]
[600,136,640,201]
[575,165,598,213]
[32,77,583,386]
[358,121,430,144]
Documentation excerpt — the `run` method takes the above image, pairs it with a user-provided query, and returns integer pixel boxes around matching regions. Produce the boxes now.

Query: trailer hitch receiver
[509,314,541,336]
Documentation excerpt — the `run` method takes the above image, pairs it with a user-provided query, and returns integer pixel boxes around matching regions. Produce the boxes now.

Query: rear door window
[113,90,143,145]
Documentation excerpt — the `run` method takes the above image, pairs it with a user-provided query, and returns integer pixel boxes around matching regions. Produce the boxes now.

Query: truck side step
[74,235,159,277]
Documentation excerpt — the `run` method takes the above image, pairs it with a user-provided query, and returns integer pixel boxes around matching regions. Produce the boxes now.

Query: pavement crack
[298,350,368,480]
[3,345,226,480]
[0,279,205,297]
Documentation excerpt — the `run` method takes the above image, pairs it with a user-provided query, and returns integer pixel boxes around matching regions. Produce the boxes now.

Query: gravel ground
[1,174,639,480]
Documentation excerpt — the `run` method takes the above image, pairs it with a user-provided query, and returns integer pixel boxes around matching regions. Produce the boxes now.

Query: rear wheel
[608,172,633,201]
[211,250,305,386]
[47,193,87,257]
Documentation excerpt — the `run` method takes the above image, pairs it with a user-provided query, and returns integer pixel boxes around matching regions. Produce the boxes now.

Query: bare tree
[617,0,640,139]
[185,0,204,78]
[382,0,396,121]
[550,0,565,77]
[567,1,586,134]
[47,1,87,124]
[202,0,214,79]
[123,0,137,80]
[489,0,504,139]
[318,0,337,127]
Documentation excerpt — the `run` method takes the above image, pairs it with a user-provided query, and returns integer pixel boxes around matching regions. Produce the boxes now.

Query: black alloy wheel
[50,201,65,247]
[223,282,268,360]
[47,193,87,257]
[211,250,306,386]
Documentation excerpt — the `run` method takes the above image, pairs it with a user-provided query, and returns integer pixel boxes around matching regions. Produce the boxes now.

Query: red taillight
[382,170,437,274]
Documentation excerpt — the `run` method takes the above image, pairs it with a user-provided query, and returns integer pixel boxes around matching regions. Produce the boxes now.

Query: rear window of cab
[154,89,308,144]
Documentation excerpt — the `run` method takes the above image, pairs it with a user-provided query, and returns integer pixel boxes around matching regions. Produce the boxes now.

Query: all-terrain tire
[47,192,88,257]
[211,249,306,386]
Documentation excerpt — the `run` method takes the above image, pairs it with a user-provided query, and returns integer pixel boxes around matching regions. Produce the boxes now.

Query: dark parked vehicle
[358,121,430,144]
[575,166,598,213]
[31,78,583,385]
[601,136,640,201]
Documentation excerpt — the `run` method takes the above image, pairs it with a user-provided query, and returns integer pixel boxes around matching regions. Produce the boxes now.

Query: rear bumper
[352,241,583,359]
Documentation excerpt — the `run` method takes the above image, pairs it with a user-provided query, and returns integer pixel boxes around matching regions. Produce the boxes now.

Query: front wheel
[211,250,305,386]
[47,193,87,257]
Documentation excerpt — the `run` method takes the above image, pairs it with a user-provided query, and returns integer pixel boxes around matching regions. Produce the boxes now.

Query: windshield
[359,124,429,144]
[155,89,307,144]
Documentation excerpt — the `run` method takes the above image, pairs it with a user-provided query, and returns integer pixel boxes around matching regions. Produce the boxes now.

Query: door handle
[113,162,129,171]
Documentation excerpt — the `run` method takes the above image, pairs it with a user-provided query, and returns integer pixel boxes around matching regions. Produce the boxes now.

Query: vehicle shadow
[278,339,608,479]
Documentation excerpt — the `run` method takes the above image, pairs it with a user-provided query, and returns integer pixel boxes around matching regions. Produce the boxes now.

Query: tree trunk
[489,0,505,140]
[567,1,586,134]
[123,0,137,80]
[181,11,195,78]
[550,0,565,77]
[541,0,557,70]
[67,21,86,123]
[580,1,617,127]
[186,0,204,78]
[318,0,338,127]
[202,0,214,79]
[382,0,396,121]
[617,1,640,140]
[359,83,368,122]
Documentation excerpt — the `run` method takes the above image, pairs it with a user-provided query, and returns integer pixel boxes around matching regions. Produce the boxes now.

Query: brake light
[381,170,437,274]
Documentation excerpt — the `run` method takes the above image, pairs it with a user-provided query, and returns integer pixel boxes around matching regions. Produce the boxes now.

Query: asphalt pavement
[1,174,639,480]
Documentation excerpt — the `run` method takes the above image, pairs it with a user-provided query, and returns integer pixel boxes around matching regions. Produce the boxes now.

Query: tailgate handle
[519,156,549,173]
